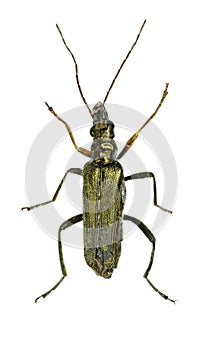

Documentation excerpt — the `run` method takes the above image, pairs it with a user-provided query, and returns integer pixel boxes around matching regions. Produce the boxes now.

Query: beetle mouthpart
[92,102,109,124]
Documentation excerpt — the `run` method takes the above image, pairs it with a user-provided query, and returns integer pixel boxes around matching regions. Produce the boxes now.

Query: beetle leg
[21,167,82,211]
[117,84,169,159]
[123,214,176,303]
[45,102,91,157]
[125,172,172,214]
[35,213,83,303]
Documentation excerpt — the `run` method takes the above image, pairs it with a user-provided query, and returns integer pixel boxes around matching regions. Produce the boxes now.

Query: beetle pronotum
[22,20,175,303]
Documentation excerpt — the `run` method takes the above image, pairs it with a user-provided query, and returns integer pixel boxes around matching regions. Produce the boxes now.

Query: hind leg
[124,214,175,303]
[35,213,83,303]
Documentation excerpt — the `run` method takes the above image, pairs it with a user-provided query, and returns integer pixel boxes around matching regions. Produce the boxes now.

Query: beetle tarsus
[145,277,176,303]
[35,276,66,303]
[155,204,173,214]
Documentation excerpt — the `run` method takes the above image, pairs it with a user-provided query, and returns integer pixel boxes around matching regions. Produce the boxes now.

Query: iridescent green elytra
[22,21,176,303]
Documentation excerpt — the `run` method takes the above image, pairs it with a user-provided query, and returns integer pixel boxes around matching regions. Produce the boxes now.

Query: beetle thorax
[91,138,117,162]
[90,102,117,162]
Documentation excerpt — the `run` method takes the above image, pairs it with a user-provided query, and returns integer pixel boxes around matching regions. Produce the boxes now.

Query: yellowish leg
[117,83,169,159]
[45,102,91,158]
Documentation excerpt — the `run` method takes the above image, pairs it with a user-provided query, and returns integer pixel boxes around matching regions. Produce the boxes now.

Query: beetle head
[90,102,115,139]
[90,102,117,162]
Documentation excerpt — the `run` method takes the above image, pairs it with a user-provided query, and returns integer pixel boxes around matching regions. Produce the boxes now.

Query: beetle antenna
[103,19,146,103]
[56,24,93,117]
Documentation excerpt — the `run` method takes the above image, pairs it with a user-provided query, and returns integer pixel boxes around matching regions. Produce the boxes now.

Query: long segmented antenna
[103,20,146,103]
[56,24,93,117]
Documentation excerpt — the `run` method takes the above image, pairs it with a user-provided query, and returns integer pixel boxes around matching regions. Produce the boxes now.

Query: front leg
[45,102,91,157]
[117,83,169,159]
[125,171,172,214]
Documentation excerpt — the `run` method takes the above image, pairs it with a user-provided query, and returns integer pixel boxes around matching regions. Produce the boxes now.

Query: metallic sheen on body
[83,102,126,278]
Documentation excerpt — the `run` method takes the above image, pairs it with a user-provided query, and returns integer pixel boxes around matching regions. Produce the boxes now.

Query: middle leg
[125,172,172,214]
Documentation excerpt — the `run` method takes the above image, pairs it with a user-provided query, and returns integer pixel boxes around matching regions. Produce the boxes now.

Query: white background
[1,1,204,349]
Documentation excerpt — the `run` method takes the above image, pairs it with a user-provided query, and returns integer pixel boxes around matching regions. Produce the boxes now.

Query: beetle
[22,20,175,303]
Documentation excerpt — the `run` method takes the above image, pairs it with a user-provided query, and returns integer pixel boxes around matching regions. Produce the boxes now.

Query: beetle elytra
[22,20,176,303]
